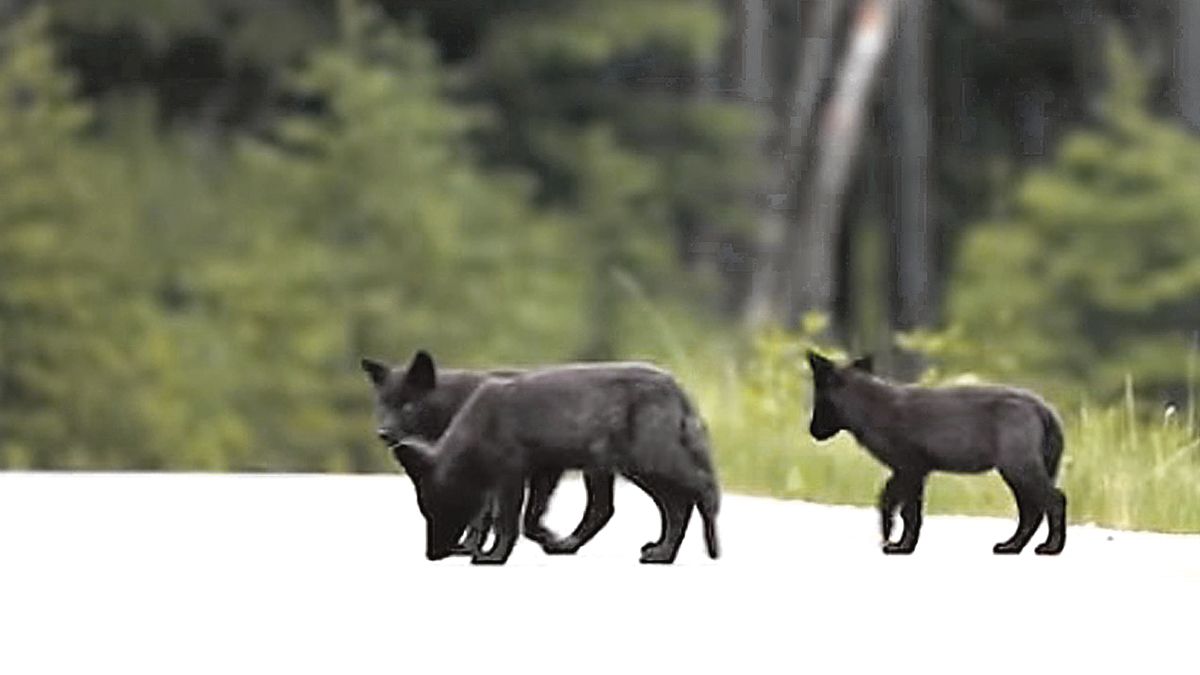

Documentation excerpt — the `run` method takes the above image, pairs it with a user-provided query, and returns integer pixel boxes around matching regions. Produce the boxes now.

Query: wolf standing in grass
[806,351,1067,555]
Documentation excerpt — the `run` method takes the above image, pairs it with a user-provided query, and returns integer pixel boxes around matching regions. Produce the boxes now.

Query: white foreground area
[1,472,1197,674]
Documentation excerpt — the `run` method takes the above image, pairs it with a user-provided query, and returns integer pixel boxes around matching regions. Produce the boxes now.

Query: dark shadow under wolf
[379,359,721,564]
[361,352,615,556]
[806,351,1067,555]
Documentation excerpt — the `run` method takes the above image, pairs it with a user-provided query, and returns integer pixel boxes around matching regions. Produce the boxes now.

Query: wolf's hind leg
[1035,488,1067,555]
[631,477,689,563]
[994,467,1047,554]
[640,485,691,564]
[542,471,615,555]
[624,474,667,554]
[522,469,562,546]
[472,480,525,565]
[882,473,926,555]
[656,498,693,564]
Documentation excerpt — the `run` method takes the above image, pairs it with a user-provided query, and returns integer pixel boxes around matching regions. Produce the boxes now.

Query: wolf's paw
[639,545,677,564]
[470,553,509,565]
[541,537,581,555]
[641,541,661,555]
[523,527,556,546]
[881,542,916,555]
[992,542,1024,555]
[448,544,475,557]
[1034,541,1064,556]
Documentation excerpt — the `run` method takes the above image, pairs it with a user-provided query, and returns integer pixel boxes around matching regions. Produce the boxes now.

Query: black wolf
[391,361,721,564]
[361,351,614,555]
[806,351,1067,555]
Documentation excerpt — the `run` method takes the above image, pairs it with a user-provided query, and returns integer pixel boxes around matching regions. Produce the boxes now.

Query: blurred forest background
[1,0,1198,528]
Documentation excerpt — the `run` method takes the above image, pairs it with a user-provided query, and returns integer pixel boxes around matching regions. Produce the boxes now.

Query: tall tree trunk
[741,0,784,325]
[780,0,899,329]
[686,0,750,313]
[745,0,845,326]
[1060,0,1111,120]
[735,0,772,103]
[890,0,935,378]
[1178,0,1200,130]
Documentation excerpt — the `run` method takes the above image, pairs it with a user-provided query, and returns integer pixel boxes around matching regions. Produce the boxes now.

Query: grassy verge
[667,333,1200,534]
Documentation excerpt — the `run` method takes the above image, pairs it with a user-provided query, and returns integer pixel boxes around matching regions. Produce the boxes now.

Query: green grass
[667,335,1200,534]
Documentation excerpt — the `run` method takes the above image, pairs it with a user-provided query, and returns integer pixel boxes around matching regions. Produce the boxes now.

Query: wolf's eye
[399,402,417,424]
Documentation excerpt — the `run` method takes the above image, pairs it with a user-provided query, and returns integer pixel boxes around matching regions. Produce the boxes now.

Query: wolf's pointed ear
[360,358,390,387]
[404,350,437,391]
[393,438,436,477]
[807,350,833,374]
[806,348,844,386]
[851,354,874,373]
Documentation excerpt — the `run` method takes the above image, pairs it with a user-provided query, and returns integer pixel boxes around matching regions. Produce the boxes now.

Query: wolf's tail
[1038,403,1065,482]
[679,394,721,559]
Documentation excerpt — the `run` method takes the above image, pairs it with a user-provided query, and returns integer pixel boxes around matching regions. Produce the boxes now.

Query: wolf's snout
[376,428,397,444]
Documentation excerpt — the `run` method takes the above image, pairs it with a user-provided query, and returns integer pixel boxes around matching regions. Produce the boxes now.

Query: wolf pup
[361,351,616,555]
[393,362,721,564]
[806,351,1066,555]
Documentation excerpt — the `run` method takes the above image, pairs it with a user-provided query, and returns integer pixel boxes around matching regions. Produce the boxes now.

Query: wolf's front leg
[543,470,616,555]
[877,475,903,543]
[522,469,563,546]
[471,480,524,565]
[452,500,495,555]
[882,473,926,555]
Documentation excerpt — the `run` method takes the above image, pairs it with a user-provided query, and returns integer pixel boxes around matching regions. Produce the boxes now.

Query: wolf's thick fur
[361,352,614,555]
[807,351,1067,555]
[395,362,721,564]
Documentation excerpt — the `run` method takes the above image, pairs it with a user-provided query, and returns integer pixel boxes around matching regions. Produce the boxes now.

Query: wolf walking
[807,351,1067,555]
[373,356,721,564]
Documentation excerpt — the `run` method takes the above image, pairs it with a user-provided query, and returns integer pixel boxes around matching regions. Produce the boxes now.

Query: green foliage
[0,8,191,469]
[934,32,1200,401]
[222,0,591,469]
[1,2,632,472]
[3,1,756,472]
[485,0,723,71]
[474,0,758,356]
[539,124,667,357]
[51,0,331,65]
